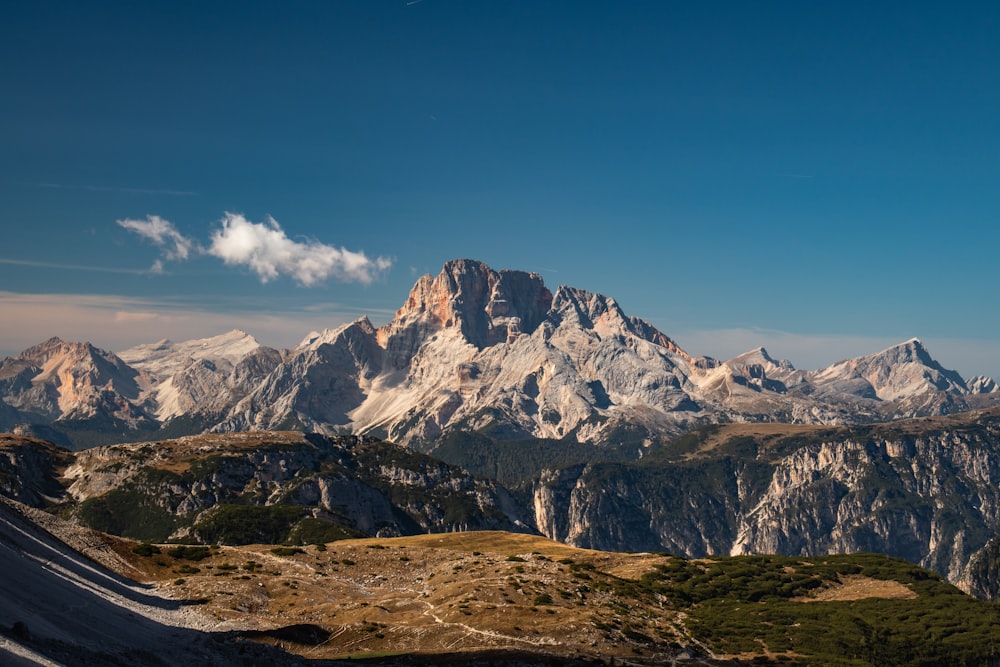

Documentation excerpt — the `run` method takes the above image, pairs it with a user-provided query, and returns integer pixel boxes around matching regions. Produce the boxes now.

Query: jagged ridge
[1,259,997,448]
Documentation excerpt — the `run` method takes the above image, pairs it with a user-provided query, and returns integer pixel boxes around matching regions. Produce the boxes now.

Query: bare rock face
[217,318,381,433]
[959,535,1000,599]
[809,338,968,404]
[967,375,1000,394]
[376,259,553,362]
[530,410,1000,597]
[211,260,703,446]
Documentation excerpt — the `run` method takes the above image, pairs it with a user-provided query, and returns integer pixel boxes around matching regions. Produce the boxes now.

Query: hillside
[7,406,1000,601]
[1,431,531,544]
[3,425,1000,664]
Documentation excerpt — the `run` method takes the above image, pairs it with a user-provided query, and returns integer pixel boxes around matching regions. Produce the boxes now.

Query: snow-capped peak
[119,329,261,377]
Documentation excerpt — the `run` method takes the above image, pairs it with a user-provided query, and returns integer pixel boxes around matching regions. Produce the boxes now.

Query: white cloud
[117,212,392,286]
[207,212,391,286]
[117,214,197,262]
[0,258,148,275]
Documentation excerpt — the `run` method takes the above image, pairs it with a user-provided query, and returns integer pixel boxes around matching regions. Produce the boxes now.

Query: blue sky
[2,1,998,380]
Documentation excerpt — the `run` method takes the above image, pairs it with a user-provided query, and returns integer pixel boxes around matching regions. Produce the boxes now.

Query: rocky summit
[1,259,997,449]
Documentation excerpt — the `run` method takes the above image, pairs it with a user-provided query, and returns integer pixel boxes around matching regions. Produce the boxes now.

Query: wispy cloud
[0,258,150,275]
[33,182,197,196]
[0,291,366,357]
[117,215,197,262]
[117,212,392,285]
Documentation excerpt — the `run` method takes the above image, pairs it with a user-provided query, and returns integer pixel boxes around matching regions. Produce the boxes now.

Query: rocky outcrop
[376,258,553,357]
[967,375,1000,394]
[218,318,382,433]
[959,535,1000,599]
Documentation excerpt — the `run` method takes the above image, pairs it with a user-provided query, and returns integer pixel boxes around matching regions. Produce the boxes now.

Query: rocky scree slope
[0,496,315,667]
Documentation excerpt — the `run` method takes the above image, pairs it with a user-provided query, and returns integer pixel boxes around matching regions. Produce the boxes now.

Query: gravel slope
[0,497,313,666]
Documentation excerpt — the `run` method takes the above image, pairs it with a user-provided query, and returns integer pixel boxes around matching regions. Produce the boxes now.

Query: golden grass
[800,575,917,602]
[121,530,687,663]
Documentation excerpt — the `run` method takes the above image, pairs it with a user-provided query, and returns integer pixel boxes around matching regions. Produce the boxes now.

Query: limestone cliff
[530,409,1000,597]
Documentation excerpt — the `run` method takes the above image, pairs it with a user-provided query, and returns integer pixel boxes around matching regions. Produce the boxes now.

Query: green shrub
[646,553,1000,665]
[167,545,212,561]
[76,485,180,541]
[271,546,305,557]
[287,517,364,545]
[533,593,554,605]
[131,542,161,557]
[193,504,308,545]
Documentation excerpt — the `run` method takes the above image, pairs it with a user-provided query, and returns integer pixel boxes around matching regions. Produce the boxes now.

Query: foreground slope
[97,529,1000,666]
[0,497,312,666]
[1,431,999,664]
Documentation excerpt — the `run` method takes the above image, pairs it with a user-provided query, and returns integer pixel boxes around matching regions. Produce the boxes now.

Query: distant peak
[19,337,69,357]
[731,346,774,363]
[876,337,929,359]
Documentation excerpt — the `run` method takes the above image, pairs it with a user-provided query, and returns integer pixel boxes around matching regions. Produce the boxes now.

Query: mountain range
[1,259,997,450]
